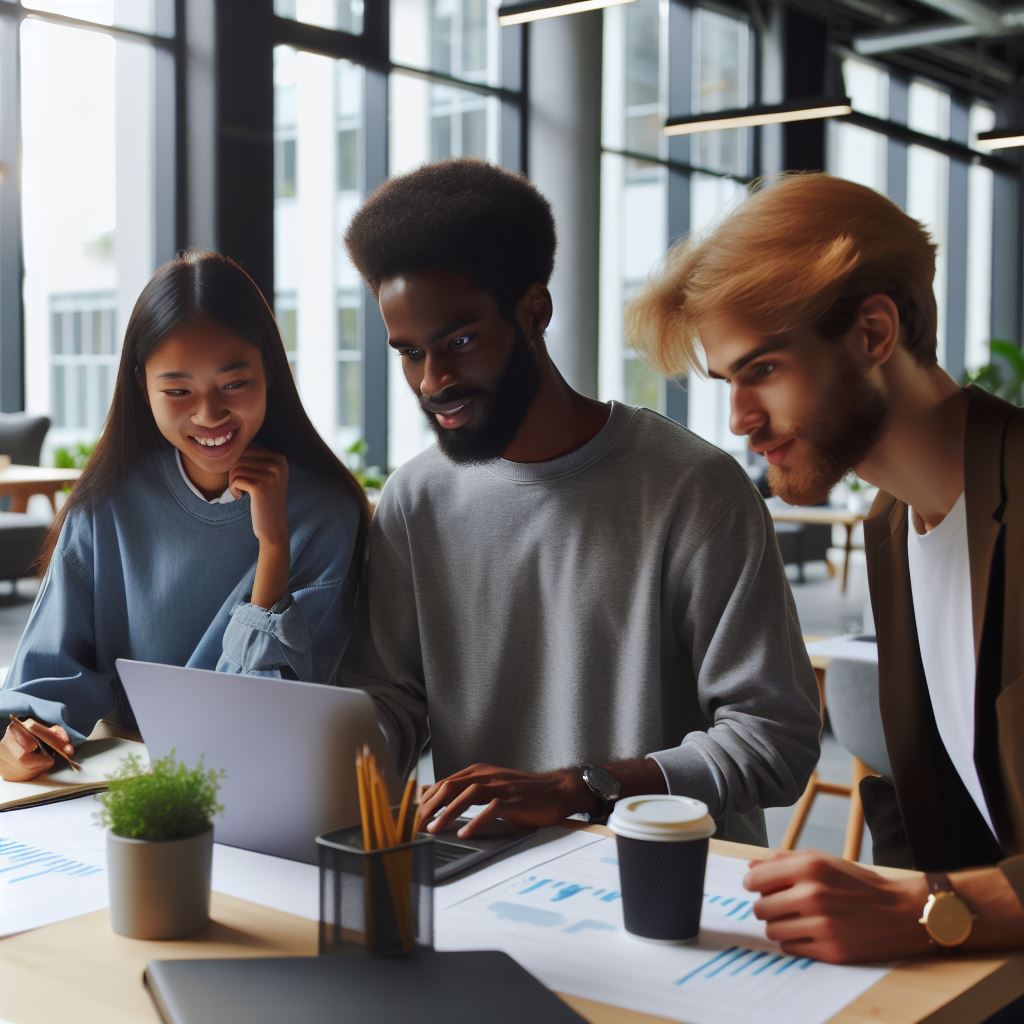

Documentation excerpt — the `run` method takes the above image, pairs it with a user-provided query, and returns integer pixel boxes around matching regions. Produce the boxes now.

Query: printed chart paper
[0,795,108,936]
[436,837,890,1024]
[0,794,324,932]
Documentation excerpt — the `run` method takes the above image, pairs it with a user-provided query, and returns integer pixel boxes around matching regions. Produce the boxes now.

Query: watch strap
[926,871,954,895]
[920,872,974,949]
[580,766,618,823]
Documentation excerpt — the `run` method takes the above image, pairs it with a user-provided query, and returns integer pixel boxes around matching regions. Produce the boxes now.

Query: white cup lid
[608,795,716,843]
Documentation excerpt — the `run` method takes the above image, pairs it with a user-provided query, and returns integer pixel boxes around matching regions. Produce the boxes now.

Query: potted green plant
[97,750,224,939]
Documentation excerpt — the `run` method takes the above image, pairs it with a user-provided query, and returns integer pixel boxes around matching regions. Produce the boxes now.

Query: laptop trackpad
[428,817,533,881]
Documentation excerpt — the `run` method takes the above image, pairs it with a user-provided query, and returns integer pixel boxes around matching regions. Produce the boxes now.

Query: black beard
[422,326,542,465]
[765,369,888,505]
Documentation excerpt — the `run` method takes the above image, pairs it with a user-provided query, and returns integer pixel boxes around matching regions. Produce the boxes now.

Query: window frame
[268,2,527,469]
[0,0,180,415]
[829,54,1020,381]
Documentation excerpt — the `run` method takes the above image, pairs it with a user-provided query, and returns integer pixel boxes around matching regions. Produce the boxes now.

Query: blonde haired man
[629,173,1024,971]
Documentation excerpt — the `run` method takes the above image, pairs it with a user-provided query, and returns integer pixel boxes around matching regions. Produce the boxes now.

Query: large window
[273,0,364,34]
[4,4,175,452]
[599,1,753,457]
[273,0,521,471]
[907,80,950,365]
[830,58,887,191]
[273,47,366,452]
[966,102,995,371]
[828,56,1006,381]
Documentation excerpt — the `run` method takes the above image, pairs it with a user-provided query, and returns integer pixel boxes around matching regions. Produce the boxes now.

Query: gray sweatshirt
[342,402,820,845]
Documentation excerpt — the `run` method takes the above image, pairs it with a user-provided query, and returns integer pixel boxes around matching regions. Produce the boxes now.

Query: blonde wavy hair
[626,173,938,377]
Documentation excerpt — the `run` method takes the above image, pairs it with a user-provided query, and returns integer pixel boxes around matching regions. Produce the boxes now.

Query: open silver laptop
[115,659,386,864]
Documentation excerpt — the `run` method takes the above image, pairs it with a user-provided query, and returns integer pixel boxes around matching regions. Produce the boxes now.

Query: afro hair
[344,158,556,315]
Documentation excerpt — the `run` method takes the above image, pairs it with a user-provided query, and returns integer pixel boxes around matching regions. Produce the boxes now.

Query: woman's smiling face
[143,322,268,497]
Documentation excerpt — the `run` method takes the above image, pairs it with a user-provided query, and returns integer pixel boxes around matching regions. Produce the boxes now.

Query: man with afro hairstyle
[341,158,820,845]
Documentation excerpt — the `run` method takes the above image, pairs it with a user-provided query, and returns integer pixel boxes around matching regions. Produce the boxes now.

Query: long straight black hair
[38,250,369,574]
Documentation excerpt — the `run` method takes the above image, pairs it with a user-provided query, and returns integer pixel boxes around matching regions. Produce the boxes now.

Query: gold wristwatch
[919,872,974,948]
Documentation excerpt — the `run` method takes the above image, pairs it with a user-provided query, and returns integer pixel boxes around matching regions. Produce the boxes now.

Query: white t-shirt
[906,492,997,837]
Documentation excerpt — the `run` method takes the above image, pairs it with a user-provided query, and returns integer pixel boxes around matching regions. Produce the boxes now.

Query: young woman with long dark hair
[0,250,368,781]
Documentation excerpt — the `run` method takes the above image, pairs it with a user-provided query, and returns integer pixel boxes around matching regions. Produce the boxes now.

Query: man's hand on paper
[416,764,590,839]
[0,717,74,782]
[743,850,931,963]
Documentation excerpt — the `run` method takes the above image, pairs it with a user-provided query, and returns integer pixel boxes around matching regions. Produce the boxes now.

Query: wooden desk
[0,464,82,513]
[770,505,866,594]
[1,833,1020,1024]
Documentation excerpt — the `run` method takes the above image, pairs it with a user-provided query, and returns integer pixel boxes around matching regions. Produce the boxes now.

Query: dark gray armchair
[0,413,52,585]
[0,412,50,466]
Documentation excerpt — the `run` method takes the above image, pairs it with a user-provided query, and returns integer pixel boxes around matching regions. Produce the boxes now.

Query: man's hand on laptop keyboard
[415,763,592,840]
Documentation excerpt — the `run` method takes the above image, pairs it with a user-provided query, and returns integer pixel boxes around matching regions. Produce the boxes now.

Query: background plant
[961,339,1024,406]
[345,437,386,492]
[96,751,224,842]
[53,440,96,470]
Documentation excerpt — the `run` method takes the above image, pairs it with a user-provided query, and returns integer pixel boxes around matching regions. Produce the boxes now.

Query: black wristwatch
[580,765,621,823]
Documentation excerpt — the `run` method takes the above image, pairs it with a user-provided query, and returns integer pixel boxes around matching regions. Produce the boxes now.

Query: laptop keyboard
[432,841,477,867]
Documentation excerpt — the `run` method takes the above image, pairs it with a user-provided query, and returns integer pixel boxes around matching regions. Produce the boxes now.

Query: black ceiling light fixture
[497,0,637,28]
[975,127,1024,150]
[664,97,853,137]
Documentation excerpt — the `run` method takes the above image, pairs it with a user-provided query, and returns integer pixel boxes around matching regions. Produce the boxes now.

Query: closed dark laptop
[144,951,586,1024]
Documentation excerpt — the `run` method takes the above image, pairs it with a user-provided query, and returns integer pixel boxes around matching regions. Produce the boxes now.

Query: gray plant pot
[106,826,213,939]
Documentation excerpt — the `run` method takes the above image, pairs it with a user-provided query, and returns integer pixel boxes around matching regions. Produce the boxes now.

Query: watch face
[926,893,974,947]
[584,766,621,801]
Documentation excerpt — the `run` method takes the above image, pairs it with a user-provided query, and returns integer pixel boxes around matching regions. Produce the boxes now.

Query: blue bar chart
[703,893,756,922]
[0,837,104,884]
[517,876,621,904]
[674,945,815,986]
[0,821,108,937]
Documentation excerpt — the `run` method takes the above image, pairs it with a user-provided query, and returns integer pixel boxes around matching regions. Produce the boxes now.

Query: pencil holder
[316,825,434,957]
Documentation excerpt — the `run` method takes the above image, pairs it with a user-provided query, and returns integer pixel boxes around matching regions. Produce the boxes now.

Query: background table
[769,505,866,594]
[0,463,82,513]
[1,831,1021,1024]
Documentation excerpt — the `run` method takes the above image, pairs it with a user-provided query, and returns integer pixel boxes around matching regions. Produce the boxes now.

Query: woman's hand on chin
[230,446,291,609]
[229,446,290,547]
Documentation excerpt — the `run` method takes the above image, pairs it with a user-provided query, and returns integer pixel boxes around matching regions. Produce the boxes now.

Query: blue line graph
[674,946,815,986]
[518,876,621,904]
[0,837,103,885]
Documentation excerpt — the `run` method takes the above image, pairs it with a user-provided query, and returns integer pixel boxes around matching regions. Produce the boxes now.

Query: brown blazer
[863,385,1024,903]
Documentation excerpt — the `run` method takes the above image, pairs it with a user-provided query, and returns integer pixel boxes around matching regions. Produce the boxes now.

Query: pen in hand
[7,714,82,772]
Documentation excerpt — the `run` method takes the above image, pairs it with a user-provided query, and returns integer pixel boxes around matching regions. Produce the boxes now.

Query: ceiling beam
[912,0,1001,33]
[853,4,1024,54]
